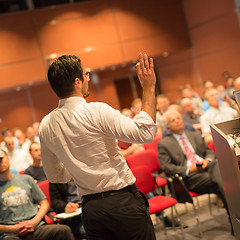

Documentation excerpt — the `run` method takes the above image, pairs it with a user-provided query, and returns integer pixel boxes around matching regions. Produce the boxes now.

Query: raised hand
[136,53,156,91]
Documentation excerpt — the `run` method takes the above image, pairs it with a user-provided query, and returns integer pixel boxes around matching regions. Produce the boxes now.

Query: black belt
[82,184,137,203]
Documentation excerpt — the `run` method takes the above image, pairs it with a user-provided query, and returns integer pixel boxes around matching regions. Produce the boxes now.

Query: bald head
[234,77,240,90]
[4,136,14,152]
[180,98,195,114]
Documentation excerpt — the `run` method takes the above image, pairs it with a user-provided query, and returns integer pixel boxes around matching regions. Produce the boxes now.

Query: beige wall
[0,0,190,131]
[2,0,240,132]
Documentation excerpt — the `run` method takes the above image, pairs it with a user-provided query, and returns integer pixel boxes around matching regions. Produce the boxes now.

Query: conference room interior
[0,0,239,239]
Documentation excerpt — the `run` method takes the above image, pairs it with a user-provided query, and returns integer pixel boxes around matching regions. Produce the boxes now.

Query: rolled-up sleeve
[94,103,157,144]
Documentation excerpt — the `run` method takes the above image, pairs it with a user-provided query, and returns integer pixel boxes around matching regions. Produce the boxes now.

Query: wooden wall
[0,0,190,130]
[156,0,240,101]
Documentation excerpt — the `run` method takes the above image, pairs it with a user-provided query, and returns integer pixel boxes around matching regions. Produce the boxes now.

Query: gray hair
[163,109,182,128]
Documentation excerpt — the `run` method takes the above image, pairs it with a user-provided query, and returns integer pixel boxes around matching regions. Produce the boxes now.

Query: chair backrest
[143,136,162,154]
[167,175,193,204]
[130,165,156,195]
[37,180,51,207]
[125,149,161,173]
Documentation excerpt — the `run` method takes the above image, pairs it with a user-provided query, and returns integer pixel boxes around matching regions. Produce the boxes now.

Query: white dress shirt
[39,97,157,198]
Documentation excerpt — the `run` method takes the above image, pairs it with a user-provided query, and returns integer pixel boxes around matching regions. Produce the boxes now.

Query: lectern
[211,118,240,239]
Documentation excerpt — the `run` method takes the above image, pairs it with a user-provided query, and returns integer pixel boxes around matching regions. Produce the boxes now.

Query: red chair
[143,135,162,154]
[37,180,58,224]
[125,149,167,188]
[131,166,184,236]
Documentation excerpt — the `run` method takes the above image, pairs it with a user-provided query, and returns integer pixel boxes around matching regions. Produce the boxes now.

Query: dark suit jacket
[49,182,69,213]
[157,131,215,178]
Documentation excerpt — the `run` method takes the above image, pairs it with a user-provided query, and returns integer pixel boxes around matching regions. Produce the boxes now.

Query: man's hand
[189,160,210,174]
[8,222,33,236]
[201,159,210,169]
[65,202,79,214]
[136,53,156,122]
[136,53,156,91]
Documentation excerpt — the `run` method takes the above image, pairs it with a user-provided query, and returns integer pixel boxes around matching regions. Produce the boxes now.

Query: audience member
[4,136,32,172]
[156,94,170,128]
[24,126,40,151]
[0,149,74,240]
[162,103,195,138]
[24,142,46,183]
[131,98,142,116]
[179,85,203,115]
[32,122,40,137]
[14,129,29,151]
[200,88,238,144]
[202,80,215,112]
[49,182,88,239]
[180,98,201,132]
[0,128,17,151]
[230,76,240,101]
[157,109,232,233]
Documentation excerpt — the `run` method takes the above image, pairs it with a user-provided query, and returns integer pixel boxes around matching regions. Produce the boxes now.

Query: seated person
[200,88,238,144]
[49,182,88,239]
[4,136,32,172]
[0,149,74,240]
[24,142,47,183]
[162,103,195,138]
[180,98,201,132]
[157,109,233,233]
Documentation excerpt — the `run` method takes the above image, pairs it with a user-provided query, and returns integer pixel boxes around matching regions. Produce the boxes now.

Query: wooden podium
[211,118,240,239]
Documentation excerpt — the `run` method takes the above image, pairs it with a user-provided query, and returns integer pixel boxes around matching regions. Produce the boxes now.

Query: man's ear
[74,78,82,88]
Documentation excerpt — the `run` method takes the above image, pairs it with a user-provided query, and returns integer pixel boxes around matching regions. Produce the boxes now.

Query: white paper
[55,208,82,219]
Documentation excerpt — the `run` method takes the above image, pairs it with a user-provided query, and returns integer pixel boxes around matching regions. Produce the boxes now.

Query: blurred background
[0,0,239,135]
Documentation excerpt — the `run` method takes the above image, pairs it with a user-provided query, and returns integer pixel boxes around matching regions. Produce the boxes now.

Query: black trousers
[184,160,225,200]
[184,160,232,228]
[82,187,156,240]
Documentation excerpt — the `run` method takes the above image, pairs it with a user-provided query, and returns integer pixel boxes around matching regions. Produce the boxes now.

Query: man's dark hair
[48,55,84,98]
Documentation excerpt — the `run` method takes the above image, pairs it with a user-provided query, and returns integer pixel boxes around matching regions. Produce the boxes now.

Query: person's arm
[0,223,27,235]
[19,199,50,232]
[49,183,68,213]
[157,140,188,178]
[136,53,156,122]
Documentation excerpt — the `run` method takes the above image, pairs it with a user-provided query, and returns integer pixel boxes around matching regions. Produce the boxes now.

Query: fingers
[65,202,78,213]
[149,57,154,71]
[143,54,149,71]
[139,53,144,70]
[137,53,153,72]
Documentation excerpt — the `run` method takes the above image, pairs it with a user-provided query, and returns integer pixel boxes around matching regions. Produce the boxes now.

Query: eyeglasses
[85,72,90,78]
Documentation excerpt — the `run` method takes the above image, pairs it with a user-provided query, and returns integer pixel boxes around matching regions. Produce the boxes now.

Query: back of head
[48,55,83,98]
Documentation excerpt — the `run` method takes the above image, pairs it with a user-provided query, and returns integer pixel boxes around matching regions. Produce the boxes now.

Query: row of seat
[126,136,216,238]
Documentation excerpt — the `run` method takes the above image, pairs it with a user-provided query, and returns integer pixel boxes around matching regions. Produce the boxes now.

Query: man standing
[39,53,157,239]
[0,149,74,240]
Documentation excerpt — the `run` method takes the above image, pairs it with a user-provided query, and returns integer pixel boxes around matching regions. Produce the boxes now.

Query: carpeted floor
[153,195,235,240]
